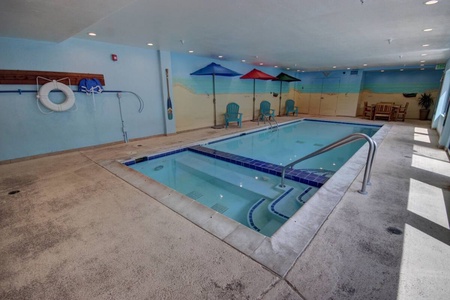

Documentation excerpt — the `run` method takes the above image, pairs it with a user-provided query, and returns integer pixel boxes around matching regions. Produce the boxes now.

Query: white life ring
[38,80,75,111]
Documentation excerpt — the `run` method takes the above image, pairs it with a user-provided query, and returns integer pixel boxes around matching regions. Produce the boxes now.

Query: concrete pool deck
[1,116,449,299]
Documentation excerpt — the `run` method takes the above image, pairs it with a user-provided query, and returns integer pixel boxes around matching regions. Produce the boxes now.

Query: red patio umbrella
[240,69,277,121]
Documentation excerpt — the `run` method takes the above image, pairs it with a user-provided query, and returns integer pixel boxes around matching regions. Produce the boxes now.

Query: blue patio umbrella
[191,62,241,128]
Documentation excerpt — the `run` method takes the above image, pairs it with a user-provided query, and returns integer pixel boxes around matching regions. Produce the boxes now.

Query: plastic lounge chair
[259,100,275,122]
[285,99,298,116]
[225,102,243,128]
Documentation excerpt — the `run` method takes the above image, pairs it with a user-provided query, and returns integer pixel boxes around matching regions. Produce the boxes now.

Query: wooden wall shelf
[0,70,105,85]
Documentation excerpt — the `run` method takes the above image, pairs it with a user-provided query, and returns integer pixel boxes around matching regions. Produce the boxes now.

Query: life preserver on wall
[38,80,75,111]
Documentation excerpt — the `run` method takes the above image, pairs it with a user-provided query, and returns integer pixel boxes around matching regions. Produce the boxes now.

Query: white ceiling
[1,0,450,71]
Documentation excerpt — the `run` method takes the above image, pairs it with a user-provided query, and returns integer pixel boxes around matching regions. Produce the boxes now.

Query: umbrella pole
[252,79,256,121]
[279,81,282,116]
[213,74,217,127]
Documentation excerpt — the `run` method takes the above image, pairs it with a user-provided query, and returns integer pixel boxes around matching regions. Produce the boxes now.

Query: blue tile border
[188,145,329,188]
[303,118,382,128]
[122,148,187,166]
[269,188,294,220]
[247,198,267,232]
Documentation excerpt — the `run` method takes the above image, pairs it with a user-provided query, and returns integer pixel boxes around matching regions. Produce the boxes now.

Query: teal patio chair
[225,102,243,128]
[285,99,298,116]
[259,100,275,122]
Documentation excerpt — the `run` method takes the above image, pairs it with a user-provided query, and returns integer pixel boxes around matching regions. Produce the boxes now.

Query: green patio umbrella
[273,72,301,116]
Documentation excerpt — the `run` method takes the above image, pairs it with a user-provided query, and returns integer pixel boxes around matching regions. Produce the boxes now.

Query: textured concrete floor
[1,116,449,299]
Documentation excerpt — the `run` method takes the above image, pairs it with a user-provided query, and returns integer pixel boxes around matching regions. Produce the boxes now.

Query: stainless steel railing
[279,133,377,194]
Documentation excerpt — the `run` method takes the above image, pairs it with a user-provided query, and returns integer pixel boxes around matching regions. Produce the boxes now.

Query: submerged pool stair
[175,155,280,198]
[247,185,317,236]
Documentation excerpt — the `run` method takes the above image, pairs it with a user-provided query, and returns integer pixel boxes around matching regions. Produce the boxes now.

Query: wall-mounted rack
[0,70,105,85]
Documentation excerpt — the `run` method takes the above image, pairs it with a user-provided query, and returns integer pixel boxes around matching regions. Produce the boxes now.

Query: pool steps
[175,155,280,198]
[247,185,316,235]
[176,154,316,236]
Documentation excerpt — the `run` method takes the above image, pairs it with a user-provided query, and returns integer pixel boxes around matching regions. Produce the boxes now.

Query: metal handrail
[279,133,377,195]
[258,114,279,130]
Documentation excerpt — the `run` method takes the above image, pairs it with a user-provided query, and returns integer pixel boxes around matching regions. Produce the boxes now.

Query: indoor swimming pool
[125,119,380,236]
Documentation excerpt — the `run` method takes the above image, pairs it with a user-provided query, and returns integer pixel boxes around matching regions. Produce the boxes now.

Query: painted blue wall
[0,38,164,161]
[362,69,442,93]
[294,70,364,94]
[171,53,287,95]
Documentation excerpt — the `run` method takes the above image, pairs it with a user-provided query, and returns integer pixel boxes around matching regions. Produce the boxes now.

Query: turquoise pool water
[126,119,380,236]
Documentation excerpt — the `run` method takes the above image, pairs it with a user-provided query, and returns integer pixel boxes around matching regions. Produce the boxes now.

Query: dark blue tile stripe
[247,198,266,232]
[303,118,382,128]
[269,187,294,220]
[188,145,329,187]
[122,148,187,166]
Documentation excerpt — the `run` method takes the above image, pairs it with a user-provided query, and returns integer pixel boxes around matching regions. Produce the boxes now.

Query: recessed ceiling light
[347,67,351,70]
[332,66,337,69]
[188,50,194,53]
[88,32,96,36]
[296,69,300,72]
[422,44,430,47]
[147,43,153,46]
[420,60,426,63]
[423,28,433,32]
[274,66,278,68]
[424,1,438,5]
[286,68,290,70]
[363,64,368,67]
[302,71,305,73]
[218,55,223,58]
[381,70,385,72]
[420,64,425,66]
[259,63,263,66]
[420,68,425,70]
[241,59,246,63]
[400,69,404,71]
[421,53,428,56]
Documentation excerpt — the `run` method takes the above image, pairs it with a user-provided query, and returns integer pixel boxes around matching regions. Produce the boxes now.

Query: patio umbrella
[273,72,301,116]
[190,62,241,128]
[240,68,277,121]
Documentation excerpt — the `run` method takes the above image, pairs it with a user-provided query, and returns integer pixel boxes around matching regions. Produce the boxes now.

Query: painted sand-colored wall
[358,69,443,119]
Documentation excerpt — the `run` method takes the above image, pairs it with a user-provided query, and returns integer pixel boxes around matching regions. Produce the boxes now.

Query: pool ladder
[279,133,377,195]
[258,114,279,130]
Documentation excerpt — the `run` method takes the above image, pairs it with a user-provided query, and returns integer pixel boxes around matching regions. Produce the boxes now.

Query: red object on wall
[111,54,118,61]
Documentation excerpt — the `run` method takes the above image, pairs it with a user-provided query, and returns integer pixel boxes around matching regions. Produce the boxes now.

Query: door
[319,78,340,116]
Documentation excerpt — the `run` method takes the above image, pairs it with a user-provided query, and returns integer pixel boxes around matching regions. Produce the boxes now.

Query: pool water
[126,119,380,236]
[205,120,379,171]
[129,151,317,236]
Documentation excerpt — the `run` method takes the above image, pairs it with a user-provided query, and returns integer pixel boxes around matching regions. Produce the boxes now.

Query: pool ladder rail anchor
[279,133,377,195]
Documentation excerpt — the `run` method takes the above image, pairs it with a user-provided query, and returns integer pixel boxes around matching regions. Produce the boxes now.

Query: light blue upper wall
[362,69,443,93]
[0,37,164,161]
[294,70,364,94]
[172,53,286,95]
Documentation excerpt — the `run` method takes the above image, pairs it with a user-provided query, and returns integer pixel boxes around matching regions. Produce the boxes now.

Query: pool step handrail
[258,114,279,130]
[279,133,377,195]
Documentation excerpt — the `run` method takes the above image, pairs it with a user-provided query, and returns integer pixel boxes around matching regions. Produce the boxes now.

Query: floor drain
[8,190,20,195]
[386,227,403,235]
